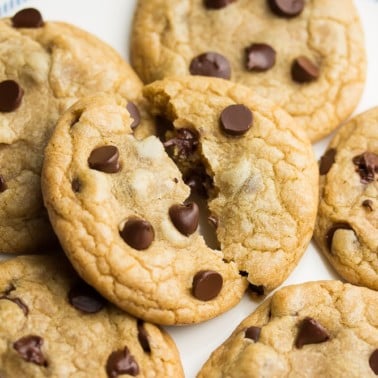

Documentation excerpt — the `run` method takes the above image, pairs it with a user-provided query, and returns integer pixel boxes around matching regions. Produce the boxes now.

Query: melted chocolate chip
[137,320,151,353]
[106,347,139,377]
[325,223,352,251]
[268,0,305,18]
[169,203,200,236]
[203,0,236,9]
[0,80,24,112]
[245,43,276,72]
[68,281,106,313]
[192,270,223,301]
[292,56,320,83]
[295,317,330,348]
[88,146,120,173]
[0,175,7,193]
[245,326,261,342]
[208,215,219,230]
[163,128,199,159]
[319,148,337,175]
[126,102,141,130]
[220,104,253,136]
[362,199,374,211]
[120,218,154,250]
[183,166,213,198]
[190,52,231,80]
[12,8,44,28]
[353,152,378,184]
[13,335,47,366]
[71,178,81,193]
[248,284,265,296]
[0,296,29,315]
[369,349,378,375]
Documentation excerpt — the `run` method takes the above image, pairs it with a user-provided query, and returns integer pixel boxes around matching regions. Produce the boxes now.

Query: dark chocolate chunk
[12,8,44,28]
[325,223,352,251]
[126,102,141,130]
[369,349,378,375]
[120,218,154,250]
[13,335,47,366]
[88,146,120,173]
[0,80,24,112]
[295,317,330,348]
[71,178,81,193]
[192,270,223,301]
[0,296,29,315]
[169,203,200,236]
[106,347,139,377]
[220,104,253,136]
[0,175,7,193]
[291,56,319,83]
[249,283,265,296]
[353,152,378,184]
[190,52,231,80]
[163,128,199,159]
[362,199,374,211]
[319,148,336,175]
[245,326,261,342]
[245,43,276,72]
[137,319,151,353]
[68,281,106,313]
[203,0,236,9]
[268,0,304,18]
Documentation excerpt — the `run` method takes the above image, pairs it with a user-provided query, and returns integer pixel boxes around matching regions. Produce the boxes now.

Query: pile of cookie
[0,1,377,376]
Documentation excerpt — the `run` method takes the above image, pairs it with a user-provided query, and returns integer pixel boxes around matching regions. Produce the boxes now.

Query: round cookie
[0,8,151,253]
[198,281,378,378]
[314,107,378,290]
[131,0,366,142]
[0,254,184,377]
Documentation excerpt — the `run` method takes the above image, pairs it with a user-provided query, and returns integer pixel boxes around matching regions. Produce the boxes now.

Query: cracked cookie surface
[314,107,378,290]
[0,8,150,253]
[131,0,366,142]
[0,254,183,378]
[198,280,378,378]
[42,94,248,325]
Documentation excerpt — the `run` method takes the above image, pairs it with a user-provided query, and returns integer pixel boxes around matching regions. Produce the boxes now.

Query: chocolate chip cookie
[314,107,378,290]
[198,280,378,378]
[0,8,150,253]
[131,0,366,142]
[0,254,184,377]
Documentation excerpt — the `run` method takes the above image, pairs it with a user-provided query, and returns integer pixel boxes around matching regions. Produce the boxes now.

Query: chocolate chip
[362,199,374,211]
[71,178,81,193]
[208,215,219,230]
[137,319,151,353]
[13,335,47,366]
[245,44,276,72]
[245,326,261,342]
[106,347,139,377]
[325,223,352,251]
[169,203,199,236]
[190,52,231,80]
[126,102,141,130]
[163,128,199,159]
[183,165,213,198]
[248,283,265,296]
[0,175,7,193]
[268,0,304,18]
[369,349,378,375]
[68,281,105,313]
[11,8,44,28]
[120,218,154,250]
[319,148,336,175]
[203,0,236,9]
[192,270,223,301]
[0,80,24,112]
[353,152,378,184]
[220,104,253,136]
[88,146,120,173]
[0,296,29,316]
[291,56,320,83]
[295,317,330,348]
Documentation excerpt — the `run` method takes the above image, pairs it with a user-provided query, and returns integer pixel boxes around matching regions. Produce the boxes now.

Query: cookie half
[0,8,150,253]
[314,107,378,290]
[0,254,183,377]
[131,0,366,142]
[198,281,378,378]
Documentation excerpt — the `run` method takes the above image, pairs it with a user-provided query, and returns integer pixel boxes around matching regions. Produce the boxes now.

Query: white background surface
[1,0,378,377]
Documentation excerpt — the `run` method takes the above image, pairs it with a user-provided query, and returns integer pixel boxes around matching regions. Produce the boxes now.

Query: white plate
[1,1,378,377]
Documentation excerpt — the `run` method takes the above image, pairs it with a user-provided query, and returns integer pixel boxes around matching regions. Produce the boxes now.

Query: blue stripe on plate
[0,0,28,17]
